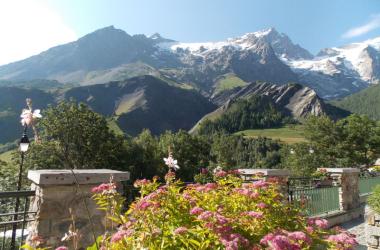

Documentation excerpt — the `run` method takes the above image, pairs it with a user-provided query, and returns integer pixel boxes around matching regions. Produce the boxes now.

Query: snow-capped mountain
[0,26,379,99]
[158,28,312,61]
[284,37,380,98]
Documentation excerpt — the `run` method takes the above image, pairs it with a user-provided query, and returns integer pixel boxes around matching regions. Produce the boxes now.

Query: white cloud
[342,14,380,39]
[0,0,77,66]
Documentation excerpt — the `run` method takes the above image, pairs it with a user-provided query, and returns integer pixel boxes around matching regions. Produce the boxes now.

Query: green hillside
[0,87,54,144]
[64,75,216,136]
[214,74,248,94]
[330,84,380,120]
[195,95,290,135]
[0,150,14,163]
[236,125,306,144]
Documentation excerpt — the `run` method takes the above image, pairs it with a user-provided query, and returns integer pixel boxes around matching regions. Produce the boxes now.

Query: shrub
[311,168,331,180]
[90,171,357,250]
[368,185,380,214]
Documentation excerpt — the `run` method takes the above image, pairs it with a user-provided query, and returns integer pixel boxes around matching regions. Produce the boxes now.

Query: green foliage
[158,130,212,181]
[210,133,282,170]
[304,114,380,168]
[331,84,380,120]
[368,185,380,214]
[198,95,287,135]
[24,101,131,170]
[280,143,321,177]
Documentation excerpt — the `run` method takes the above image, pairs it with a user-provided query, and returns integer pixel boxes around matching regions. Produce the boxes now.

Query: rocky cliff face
[211,81,348,119]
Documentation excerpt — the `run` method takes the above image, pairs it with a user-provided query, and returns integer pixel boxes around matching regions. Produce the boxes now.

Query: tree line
[1,101,379,191]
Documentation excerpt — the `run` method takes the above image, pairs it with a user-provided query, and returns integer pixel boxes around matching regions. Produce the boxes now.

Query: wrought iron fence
[0,190,36,250]
[288,186,340,217]
[359,176,380,195]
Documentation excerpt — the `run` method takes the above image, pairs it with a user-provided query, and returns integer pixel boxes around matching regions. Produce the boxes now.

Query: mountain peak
[149,33,163,40]
[253,27,278,37]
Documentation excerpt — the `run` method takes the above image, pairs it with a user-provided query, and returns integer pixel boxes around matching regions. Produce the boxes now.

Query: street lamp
[19,132,30,153]
[10,131,30,249]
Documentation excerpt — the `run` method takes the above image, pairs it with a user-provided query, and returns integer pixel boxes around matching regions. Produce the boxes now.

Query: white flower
[20,109,42,126]
[61,230,78,241]
[164,155,180,170]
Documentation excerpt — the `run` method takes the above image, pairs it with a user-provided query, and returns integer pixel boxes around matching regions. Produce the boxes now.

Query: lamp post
[10,128,30,250]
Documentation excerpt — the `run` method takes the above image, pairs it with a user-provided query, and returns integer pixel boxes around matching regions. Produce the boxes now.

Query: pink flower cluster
[110,229,133,243]
[220,233,249,250]
[307,218,329,229]
[215,170,228,177]
[196,183,218,192]
[190,206,204,215]
[251,180,269,189]
[174,226,188,235]
[234,188,259,199]
[243,211,263,219]
[55,247,68,250]
[91,183,116,193]
[327,232,358,249]
[133,179,150,188]
[260,231,311,250]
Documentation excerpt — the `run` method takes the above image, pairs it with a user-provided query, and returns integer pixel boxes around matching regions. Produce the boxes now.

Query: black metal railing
[0,190,36,250]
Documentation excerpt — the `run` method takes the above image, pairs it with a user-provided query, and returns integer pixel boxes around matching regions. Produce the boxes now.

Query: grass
[236,125,306,144]
[107,118,125,136]
[215,74,248,93]
[0,150,14,163]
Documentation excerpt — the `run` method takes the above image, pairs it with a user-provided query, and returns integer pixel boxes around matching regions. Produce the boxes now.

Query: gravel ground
[340,206,370,250]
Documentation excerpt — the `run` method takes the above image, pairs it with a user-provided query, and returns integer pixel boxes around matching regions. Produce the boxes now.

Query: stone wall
[26,169,129,249]
[366,210,380,249]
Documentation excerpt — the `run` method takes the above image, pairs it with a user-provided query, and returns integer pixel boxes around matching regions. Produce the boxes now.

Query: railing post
[322,168,360,211]
[26,169,129,249]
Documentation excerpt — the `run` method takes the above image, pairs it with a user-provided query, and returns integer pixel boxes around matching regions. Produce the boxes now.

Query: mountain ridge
[0,26,379,99]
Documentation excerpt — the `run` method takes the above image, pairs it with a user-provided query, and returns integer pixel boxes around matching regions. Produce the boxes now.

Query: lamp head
[19,133,30,152]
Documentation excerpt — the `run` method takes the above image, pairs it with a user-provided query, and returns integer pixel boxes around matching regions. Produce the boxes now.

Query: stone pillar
[323,168,360,211]
[26,169,129,249]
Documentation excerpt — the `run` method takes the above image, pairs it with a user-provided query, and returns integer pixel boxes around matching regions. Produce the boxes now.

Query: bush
[90,172,357,250]
[368,185,380,214]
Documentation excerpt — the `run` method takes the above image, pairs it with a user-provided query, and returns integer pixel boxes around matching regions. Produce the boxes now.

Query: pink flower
[260,233,299,250]
[164,154,180,170]
[246,211,263,219]
[190,207,204,215]
[55,247,68,250]
[138,201,152,210]
[305,226,314,234]
[287,231,311,244]
[308,218,329,229]
[198,211,213,220]
[201,168,208,174]
[315,218,329,229]
[164,171,176,182]
[327,232,358,247]
[91,183,116,193]
[133,179,150,188]
[20,109,42,126]
[205,183,218,191]
[215,213,229,224]
[110,229,133,243]
[257,202,267,209]
[252,180,269,189]
[215,170,228,177]
[174,226,188,235]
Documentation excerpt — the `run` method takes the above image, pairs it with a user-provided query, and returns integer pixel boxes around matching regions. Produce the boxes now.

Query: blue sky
[1,0,380,65]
